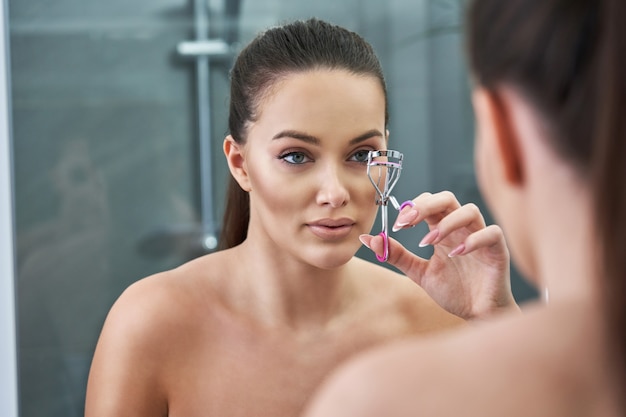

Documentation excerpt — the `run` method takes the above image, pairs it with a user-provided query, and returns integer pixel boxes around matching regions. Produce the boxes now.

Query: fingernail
[448,243,466,258]
[392,208,419,232]
[359,234,371,249]
[418,229,439,247]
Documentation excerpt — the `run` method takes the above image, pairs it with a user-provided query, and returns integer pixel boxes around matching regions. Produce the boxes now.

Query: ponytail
[218,176,249,250]
[594,0,626,398]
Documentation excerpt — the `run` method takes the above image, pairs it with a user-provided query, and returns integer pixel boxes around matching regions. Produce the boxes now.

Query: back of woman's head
[219,18,388,250]
[467,0,626,397]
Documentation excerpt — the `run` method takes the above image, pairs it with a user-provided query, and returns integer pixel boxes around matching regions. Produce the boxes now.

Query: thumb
[359,234,428,286]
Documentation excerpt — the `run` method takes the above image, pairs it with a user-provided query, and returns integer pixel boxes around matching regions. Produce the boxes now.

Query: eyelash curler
[366,150,414,262]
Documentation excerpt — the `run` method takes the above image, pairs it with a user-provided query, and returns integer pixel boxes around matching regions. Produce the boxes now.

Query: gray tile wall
[10,1,537,415]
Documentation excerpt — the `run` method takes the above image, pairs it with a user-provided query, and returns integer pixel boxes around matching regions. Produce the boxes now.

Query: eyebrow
[272,129,384,145]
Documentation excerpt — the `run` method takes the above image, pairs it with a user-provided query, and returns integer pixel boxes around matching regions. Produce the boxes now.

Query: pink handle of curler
[399,200,414,211]
[376,231,389,262]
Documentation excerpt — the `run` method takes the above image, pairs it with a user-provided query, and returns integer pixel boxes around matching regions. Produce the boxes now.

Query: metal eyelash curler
[366,150,414,262]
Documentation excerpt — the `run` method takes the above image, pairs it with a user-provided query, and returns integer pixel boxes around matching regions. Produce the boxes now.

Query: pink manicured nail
[399,200,415,211]
[418,229,439,247]
[359,234,371,249]
[392,208,419,232]
[448,243,466,258]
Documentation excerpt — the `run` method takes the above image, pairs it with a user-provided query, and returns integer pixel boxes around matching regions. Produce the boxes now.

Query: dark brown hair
[218,18,388,250]
[467,0,626,397]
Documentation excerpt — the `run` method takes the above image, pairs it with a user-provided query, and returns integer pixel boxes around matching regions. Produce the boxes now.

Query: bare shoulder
[100,253,224,339]
[85,252,229,416]
[304,301,613,417]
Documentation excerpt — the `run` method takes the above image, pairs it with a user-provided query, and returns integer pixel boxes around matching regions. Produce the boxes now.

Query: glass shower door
[9,0,233,415]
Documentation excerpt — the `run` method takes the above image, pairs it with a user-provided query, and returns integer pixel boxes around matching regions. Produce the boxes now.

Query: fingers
[392,192,491,250]
[363,223,506,260]
[384,188,505,258]
[392,191,463,231]
[447,224,508,258]
[359,234,427,284]
[417,202,487,247]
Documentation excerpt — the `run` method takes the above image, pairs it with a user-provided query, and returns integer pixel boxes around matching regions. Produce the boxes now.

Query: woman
[85,19,515,417]
[302,1,625,416]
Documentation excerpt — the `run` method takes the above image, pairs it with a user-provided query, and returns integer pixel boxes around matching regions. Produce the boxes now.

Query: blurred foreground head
[467,0,626,397]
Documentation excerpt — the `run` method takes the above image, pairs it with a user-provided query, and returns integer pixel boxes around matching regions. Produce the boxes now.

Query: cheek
[248,161,379,226]
[353,173,379,223]
[474,128,495,208]
[474,139,487,190]
[247,162,310,215]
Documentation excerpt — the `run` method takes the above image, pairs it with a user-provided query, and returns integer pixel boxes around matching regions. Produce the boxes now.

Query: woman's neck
[220,237,359,331]
[527,165,599,305]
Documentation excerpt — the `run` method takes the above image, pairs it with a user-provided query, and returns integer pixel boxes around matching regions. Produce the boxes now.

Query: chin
[510,247,538,288]
[306,244,359,270]
[312,254,354,270]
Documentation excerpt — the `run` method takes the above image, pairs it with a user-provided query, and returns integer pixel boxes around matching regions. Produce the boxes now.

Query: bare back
[85,249,463,417]
[303,299,621,417]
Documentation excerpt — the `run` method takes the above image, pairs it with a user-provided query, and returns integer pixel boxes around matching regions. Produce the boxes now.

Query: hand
[361,191,519,320]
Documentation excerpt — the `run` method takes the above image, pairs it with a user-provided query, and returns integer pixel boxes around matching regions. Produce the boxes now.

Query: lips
[306,218,356,240]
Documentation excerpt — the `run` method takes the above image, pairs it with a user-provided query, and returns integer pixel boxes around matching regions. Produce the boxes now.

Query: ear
[223,135,252,192]
[473,88,524,185]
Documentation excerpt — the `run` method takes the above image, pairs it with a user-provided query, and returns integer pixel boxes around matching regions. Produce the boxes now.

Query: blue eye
[350,150,370,163]
[280,152,311,165]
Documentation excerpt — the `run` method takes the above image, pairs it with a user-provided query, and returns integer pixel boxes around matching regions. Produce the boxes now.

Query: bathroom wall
[8,0,536,415]
[0,0,19,413]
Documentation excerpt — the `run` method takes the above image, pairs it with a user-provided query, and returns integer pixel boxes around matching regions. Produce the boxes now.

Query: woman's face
[472,87,535,282]
[240,69,386,269]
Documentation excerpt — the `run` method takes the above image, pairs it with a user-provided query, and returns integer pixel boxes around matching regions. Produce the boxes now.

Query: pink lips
[307,218,355,240]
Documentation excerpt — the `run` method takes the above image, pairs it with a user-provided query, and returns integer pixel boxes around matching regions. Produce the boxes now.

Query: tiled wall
[10,0,537,415]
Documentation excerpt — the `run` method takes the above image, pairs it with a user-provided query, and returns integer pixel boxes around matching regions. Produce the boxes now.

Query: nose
[316,165,350,208]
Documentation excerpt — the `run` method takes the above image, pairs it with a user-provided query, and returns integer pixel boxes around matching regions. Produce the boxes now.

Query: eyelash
[278,151,312,165]
[277,149,372,166]
[350,149,370,164]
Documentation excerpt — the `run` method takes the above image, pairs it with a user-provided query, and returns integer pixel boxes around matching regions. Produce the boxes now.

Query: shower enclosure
[3,0,536,415]
[9,0,237,415]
